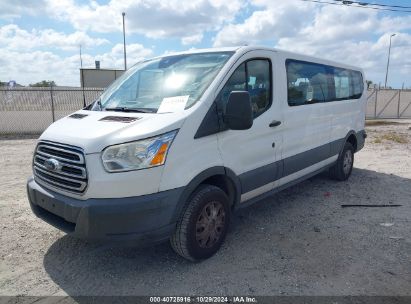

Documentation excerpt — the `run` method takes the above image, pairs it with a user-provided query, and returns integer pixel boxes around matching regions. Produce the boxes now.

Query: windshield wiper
[104,107,156,113]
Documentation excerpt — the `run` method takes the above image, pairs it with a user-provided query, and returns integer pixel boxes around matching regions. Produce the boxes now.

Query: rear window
[286,59,364,106]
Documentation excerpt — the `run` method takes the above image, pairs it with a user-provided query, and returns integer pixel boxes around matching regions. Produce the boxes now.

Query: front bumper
[355,130,367,152]
[27,177,183,244]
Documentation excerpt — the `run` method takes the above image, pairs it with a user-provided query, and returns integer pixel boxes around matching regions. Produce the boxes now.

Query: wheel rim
[196,201,226,248]
[343,149,353,175]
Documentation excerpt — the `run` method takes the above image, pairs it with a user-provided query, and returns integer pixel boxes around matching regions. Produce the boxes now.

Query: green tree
[29,80,57,87]
[365,80,373,89]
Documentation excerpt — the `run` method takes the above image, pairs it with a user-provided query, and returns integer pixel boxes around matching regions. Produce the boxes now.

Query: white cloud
[181,33,204,45]
[0,43,153,86]
[0,24,108,51]
[94,43,153,69]
[213,1,411,86]
[213,0,314,47]
[378,15,411,34]
[0,50,78,85]
[296,5,377,43]
[274,5,411,82]
[0,1,45,19]
[44,0,243,39]
[2,0,411,88]
[0,22,153,86]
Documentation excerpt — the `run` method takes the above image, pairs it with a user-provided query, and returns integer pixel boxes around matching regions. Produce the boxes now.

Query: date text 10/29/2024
[149,296,257,303]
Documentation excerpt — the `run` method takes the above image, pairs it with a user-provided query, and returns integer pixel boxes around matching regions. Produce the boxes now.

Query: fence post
[374,89,378,118]
[81,69,86,107]
[397,90,401,118]
[50,85,55,122]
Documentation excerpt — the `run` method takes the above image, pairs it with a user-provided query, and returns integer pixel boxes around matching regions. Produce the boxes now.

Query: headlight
[101,130,178,172]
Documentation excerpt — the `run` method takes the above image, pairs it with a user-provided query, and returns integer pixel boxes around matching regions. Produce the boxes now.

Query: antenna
[80,45,83,69]
[122,12,127,70]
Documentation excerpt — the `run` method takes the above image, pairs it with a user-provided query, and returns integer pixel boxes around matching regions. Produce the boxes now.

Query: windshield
[95,52,234,113]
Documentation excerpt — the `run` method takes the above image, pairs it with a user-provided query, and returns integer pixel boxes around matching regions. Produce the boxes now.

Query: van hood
[39,110,187,153]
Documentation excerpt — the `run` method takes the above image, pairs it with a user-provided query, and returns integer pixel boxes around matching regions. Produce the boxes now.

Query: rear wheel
[329,142,354,181]
[171,184,230,261]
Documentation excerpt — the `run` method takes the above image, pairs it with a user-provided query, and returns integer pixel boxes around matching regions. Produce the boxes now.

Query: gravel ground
[0,122,410,296]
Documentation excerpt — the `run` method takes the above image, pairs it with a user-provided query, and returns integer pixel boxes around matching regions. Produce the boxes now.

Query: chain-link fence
[366,89,411,119]
[1,87,411,135]
[0,87,103,135]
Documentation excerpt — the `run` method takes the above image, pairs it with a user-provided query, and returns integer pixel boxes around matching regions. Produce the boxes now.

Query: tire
[329,142,354,181]
[171,184,230,261]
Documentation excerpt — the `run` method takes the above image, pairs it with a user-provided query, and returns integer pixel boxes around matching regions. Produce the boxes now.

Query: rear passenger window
[334,68,350,100]
[286,59,363,106]
[351,71,364,98]
[217,59,271,118]
[287,61,330,106]
[334,68,364,100]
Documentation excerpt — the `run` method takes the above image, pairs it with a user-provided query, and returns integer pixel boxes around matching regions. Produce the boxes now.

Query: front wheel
[171,185,230,261]
[329,142,354,181]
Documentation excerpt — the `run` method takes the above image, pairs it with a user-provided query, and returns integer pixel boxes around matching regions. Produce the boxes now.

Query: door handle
[269,120,281,127]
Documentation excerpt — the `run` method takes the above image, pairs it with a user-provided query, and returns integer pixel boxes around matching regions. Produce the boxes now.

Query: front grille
[33,141,87,194]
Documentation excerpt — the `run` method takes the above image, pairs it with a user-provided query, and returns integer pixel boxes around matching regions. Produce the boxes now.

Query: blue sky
[1,0,411,88]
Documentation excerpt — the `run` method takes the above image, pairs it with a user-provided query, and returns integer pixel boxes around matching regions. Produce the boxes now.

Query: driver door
[216,51,283,203]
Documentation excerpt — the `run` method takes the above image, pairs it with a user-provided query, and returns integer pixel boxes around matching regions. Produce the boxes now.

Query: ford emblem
[44,158,61,172]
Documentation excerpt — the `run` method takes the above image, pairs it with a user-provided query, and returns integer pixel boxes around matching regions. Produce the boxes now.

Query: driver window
[217,59,272,118]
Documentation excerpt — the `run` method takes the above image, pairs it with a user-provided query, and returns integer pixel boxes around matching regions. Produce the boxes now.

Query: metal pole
[122,12,127,70]
[79,44,86,107]
[374,89,378,119]
[81,69,86,107]
[80,45,83,68]
[397,90,401,118]
[50,84,55,122]
[384,34,396,88]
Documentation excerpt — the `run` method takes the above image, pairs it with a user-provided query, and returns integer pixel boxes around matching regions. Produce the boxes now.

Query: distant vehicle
[27,46,366,261]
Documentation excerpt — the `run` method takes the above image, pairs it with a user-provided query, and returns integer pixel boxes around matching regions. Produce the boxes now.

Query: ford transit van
[27,46,366,261]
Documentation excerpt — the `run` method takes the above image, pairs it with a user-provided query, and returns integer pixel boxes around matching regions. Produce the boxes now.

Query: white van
[27,46,366,261]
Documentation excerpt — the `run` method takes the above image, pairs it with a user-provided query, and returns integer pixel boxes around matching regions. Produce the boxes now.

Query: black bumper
[27,177,184,245]
[356,130,367,152]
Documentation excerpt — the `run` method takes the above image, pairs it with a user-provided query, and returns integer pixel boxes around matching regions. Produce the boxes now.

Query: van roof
[150,46,363,72]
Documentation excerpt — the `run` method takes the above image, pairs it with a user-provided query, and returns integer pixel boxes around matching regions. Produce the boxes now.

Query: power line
[300,0,411,13]
[332,0,411,10]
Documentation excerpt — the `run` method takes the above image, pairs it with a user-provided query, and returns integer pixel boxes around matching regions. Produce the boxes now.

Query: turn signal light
[150,143,169,165]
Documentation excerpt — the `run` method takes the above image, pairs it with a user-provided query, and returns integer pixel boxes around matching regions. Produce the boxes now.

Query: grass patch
[366,120,400,126]
[373,132,408,144]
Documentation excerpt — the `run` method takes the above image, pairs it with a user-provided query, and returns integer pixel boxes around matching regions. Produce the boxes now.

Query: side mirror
[224,91,253,130]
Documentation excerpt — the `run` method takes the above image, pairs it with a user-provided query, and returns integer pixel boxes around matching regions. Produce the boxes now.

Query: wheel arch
[337,130,358,157]
[171,166,241,223]
[346,132,358,152]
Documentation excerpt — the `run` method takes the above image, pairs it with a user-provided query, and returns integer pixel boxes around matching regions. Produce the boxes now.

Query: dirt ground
[0,122,410,296]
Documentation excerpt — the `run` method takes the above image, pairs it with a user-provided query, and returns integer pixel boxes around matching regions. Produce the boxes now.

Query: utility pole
[122,12,127,70]
[80,44,86,106]
[79,44,83,68]
[384,33,396,89]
